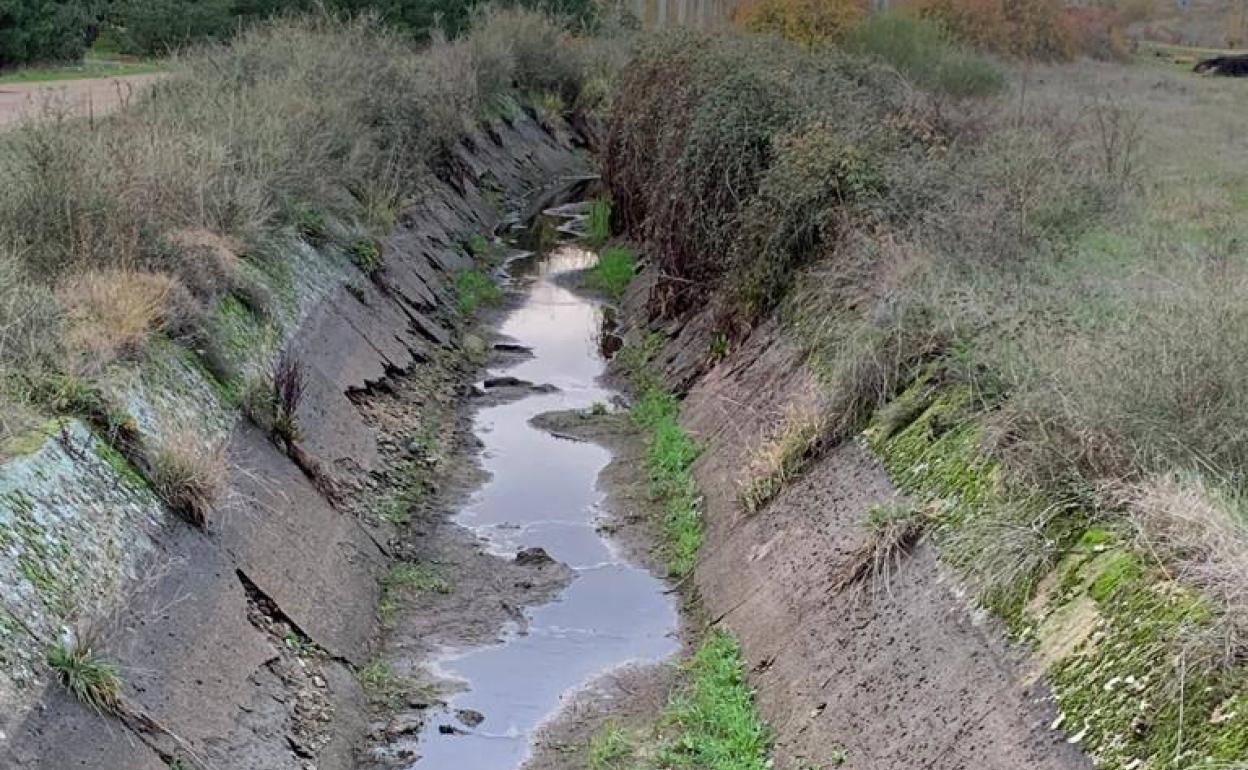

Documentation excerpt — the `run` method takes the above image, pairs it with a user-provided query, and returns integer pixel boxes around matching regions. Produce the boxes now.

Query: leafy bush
[605,31,911,318]
[733,0,866,45]
[848,13,1005,98]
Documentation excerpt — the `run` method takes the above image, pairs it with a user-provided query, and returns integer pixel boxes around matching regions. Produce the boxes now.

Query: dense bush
[903,0,1077,60]
[604,31,916,317]
[0,0,103,65]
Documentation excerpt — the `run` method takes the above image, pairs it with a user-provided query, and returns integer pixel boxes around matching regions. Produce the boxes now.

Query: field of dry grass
[0,8,623,455]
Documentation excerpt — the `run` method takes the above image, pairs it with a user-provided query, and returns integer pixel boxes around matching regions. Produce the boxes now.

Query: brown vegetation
[149,427,228,528]
[0,9,614,450]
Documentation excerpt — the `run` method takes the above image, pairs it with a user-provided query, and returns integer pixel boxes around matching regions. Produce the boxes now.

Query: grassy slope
[603,24,1248,769]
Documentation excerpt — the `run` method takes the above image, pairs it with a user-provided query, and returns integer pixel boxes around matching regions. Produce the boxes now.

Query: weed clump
[47,637,123,715]
[585,245,635,301]
[455,269,503,316]
[149,429,227,528]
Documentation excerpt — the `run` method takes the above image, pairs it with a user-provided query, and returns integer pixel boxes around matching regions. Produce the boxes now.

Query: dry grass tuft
[831,502,929,595]
[739,401,827,513]
[56,269,173,375]
[1126,475,1248,663]
[149,428,228,528]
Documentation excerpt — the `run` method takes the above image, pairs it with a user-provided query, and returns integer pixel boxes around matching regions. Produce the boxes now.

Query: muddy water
[411,245,679,770]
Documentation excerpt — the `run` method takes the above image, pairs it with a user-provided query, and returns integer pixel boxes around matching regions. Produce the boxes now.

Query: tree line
[0,0,597,66]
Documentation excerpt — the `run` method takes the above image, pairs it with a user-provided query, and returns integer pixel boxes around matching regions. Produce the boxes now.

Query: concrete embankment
[0,114,583,770]
[609,268,1095,770]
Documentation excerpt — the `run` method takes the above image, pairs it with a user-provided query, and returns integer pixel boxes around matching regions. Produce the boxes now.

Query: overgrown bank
[0,8,606,769]
[599,25,1248,770]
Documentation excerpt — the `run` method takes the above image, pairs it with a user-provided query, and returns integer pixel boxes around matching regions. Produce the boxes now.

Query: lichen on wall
[0,421,163,712]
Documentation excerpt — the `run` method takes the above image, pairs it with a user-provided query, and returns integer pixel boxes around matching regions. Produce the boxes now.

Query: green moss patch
[863,377,1248,769]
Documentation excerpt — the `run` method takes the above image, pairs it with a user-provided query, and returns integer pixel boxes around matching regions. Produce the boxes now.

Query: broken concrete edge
[0,112,587,770]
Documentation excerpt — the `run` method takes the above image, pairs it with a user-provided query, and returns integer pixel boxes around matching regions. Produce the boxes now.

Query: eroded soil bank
[364,240,681,770]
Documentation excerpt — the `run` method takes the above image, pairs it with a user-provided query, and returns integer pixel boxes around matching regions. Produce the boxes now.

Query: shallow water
[409,245,680,770]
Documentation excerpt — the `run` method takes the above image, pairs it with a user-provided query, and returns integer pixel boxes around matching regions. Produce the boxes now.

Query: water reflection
[410,246,679,770]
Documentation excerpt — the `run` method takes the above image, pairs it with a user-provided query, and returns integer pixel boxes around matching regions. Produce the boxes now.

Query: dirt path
[0,74,162,127]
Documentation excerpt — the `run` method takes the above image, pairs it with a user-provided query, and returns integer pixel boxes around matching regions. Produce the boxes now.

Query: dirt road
[0,74,162,127]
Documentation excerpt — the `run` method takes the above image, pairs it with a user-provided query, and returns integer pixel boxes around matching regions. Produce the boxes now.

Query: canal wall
[0,115,585,770]
[612,270,1094,770]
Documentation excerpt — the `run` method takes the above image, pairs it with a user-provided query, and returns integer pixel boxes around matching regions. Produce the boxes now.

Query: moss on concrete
[863,378,1248,769]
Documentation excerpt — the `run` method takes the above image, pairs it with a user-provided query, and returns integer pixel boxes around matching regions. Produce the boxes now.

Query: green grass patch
[358,658,408,709]
[657,632,771,770]
[588,723,634,770]
[379,562,451,625]
[632,387,702,578]
[586,245,636,302]
[0,56,164,84]
[465,233,492,257]
[848,14,1005,98]
[587,197,612,246]
[456,269,503,316]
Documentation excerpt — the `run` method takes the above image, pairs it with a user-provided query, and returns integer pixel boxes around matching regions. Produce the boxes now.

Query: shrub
[732,0,868,45]
[605,31,909,318]
[726,117,886,329]
[467,6,585,104]
[848,13,1006,98]
[1062,6,1129,62]
[113,0,234,55]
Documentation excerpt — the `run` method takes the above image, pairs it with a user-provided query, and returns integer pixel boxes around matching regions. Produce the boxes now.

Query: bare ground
[0,74,163,127]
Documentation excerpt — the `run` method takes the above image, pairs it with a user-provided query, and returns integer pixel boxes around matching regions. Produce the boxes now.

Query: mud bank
[0,115,584,770]
[613,270,1095,770]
